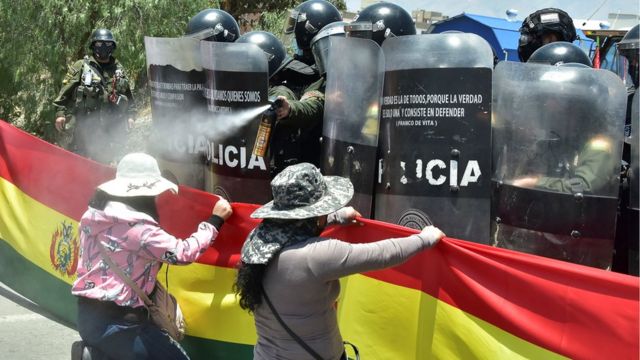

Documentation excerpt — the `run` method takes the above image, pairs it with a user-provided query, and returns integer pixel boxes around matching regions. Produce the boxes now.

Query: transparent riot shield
[145,36,207,189]
[492,62,626,269]
[375,34,494,244]
[624,93,639,274]
[321,37,384,218]
[200,42,271,203]
[630,94,639,211]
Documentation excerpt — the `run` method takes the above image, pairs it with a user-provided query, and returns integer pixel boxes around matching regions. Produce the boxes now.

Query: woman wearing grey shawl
[235,163,444,360]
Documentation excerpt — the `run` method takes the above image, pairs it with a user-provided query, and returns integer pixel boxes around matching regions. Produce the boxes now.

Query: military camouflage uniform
[53,55,133,164]
[268,78,326,178]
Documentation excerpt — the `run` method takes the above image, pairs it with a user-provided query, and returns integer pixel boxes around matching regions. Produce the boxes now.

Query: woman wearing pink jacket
[71,153,232,359]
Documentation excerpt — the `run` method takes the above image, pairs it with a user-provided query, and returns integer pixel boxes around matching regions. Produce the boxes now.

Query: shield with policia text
[321,37,384,218]
[375,34,493,243]
[491,62,626,269]
[200,41,271,203]
[145,36,207,189]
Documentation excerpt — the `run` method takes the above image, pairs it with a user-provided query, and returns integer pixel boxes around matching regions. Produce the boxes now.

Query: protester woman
[235,162,444,360]
[71,152,232,359]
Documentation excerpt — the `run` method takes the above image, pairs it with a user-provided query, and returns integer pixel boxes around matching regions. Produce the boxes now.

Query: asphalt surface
[0,282,80,360]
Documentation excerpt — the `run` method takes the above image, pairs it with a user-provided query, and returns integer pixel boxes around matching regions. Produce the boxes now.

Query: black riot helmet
[236,31,289,79]
[617,25,639,87]
[285,0,343,51]
[186,9,240,42]
[310,21,347,76]
[346,2,416,46]
[518,8,577,62]
[528,42,592,67]
[89,29,116,61]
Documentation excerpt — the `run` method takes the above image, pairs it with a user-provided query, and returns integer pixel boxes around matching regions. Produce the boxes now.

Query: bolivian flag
[0,120,638,359]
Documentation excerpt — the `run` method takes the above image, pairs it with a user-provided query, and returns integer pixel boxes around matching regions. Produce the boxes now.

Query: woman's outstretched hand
[332,206,362,225]
[417,226,446,248]
[212,198,233,220]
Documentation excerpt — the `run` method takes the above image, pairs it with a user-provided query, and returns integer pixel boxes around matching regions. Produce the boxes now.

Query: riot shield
[375,34,494,244]
[630,94,639,211]
[200,42,271,203]
[492,62,626,269]
[321,37,384,218]
[145,36,206,189]
[623,93,639,274]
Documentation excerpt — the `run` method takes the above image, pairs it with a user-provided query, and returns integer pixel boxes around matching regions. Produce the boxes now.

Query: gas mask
[93,41,115,61]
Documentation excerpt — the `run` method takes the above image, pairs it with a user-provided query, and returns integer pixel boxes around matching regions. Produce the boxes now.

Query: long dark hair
[234,217,323,313]
[89,189,159,222]
[234,261,267,313]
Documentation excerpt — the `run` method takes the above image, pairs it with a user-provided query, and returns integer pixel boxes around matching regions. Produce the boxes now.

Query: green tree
[0,0,346,141]
[0,1,211,139]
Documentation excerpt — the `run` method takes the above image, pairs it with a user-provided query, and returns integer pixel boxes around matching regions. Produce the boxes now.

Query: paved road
[0,282,80,360]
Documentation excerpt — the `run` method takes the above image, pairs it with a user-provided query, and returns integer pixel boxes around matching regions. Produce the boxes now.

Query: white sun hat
[98,153,178,197]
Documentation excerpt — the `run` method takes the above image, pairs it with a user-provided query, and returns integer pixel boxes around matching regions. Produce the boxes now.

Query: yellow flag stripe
[167,263,565,359]
[0,178,77,285]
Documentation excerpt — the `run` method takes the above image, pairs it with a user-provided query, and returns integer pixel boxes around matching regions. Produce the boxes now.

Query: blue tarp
[429,13,595,62]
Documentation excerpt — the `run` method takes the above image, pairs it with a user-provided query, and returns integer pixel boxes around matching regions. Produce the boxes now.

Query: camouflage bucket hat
[251,162,353,219]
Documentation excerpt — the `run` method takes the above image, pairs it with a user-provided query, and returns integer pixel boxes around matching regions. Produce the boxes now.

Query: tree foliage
[0,0,345,140]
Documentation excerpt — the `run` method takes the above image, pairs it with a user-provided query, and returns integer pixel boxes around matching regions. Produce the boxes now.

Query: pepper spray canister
[252,98,283,158]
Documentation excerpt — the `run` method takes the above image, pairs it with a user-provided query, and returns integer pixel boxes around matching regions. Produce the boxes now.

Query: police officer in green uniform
[496,44,625,269]
[53,28,133,164]
[514,42,610,194]
[237,30,328,178]
[270,22,348,177]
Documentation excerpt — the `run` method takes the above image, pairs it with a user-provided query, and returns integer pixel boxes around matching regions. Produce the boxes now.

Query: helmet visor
[187,28,217,41]
[345,22,373,40]
[285,9,298,34]
[311,37,331,75]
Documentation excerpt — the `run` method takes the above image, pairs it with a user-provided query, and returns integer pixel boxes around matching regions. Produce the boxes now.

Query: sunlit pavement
[0,282,80,360]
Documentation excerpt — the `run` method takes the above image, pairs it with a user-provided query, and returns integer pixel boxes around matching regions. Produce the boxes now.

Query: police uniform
[270,58,320,99]
[53,55,133,164]
[496,136,616,269]
[268,78,326,177]
[534,136,615,194]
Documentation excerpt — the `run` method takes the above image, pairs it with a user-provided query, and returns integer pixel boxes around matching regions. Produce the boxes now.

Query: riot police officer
[494,52,625,269]
[237,29,332,178]
[513,47,604,193]
[269,21,348,176]
[186,8,240,42]
[346,1,416,46]
[285,0,342,66]
[53,28,133,164]
[269,0,341,98]
[518,8,577,62]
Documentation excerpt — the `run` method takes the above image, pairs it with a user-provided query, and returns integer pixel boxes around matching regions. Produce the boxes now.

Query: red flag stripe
[0,121,114,219]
